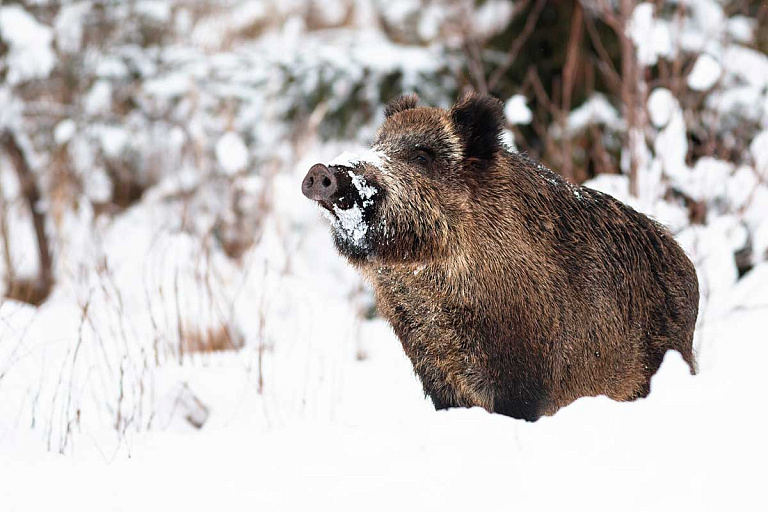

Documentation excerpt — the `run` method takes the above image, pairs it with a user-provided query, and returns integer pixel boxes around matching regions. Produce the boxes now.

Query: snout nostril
[303,163,337,201]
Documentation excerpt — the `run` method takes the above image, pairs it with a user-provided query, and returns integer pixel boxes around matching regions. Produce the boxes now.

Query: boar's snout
[302,163,338,203]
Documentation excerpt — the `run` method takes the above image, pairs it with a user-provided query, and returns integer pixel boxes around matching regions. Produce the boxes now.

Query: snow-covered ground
[1,267,766,510]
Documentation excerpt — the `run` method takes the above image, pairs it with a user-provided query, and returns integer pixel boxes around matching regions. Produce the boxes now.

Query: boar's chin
[322,203,376,263]
[332,232,374,263]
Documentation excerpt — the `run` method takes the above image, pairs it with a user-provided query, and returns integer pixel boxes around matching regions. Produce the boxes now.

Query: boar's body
[303,93,699,421]
[366,152,697,420]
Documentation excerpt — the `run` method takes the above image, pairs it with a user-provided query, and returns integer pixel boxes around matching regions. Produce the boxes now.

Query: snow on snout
[330,204,368,246]
[348,170,377,206]
[321,157,382,248]
[328,149,388,168]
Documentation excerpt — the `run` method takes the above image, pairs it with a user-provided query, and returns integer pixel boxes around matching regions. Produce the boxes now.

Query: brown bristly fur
[312,93,699,421]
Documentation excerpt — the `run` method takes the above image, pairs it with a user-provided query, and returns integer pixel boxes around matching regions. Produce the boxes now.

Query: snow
[314,0,349,27]
[706,85,765,121]
[688,157,733,202]
[95,124,129,159]
[84,80,113,115]
[328,150,388,169]
[687,54,722,91]
[726,16,755,44]
[725,165,759,210]
[135,0,172,23]
[377,0,419,28]
[566,94,622,133]
[501,129,517,152]
[332,203,369,246]
[583,174,629,202]
[689,0,726,36]
[320,169,379,247]
[754,223,768,262]
[504,94,532,125]
[648,88,676,128]
[648,89,689,184]
[348,36,443,88]
[472,0,515,38]
[215,132,249,175]
[348,170,378,204]
[54,119,77,145]
[0,6,56,85]
[83,168,113,203]
[1,300,766,510]
[721,46,768,89]
[627,3,671,66]
[94,56,130,79]
[690,223,739,294]
[143,73,192,99]
[417,5,444,41]
[750,129,768,176]
[0,191,41,281]
[54,2,90,54]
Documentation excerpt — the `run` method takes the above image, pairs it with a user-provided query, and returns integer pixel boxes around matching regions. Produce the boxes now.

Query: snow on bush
[504,94,532,125]
[0,6,56,85]
[216,132,249,175]
[687,53,722,91]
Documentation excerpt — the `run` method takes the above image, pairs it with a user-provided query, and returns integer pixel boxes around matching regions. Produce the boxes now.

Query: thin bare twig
[464,38,489,95]
[558,1,585,182]
[583,11,622,93]
[487,0,548,92]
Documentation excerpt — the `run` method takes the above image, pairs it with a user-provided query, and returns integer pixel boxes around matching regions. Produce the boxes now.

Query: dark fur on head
[307,94,699,420]
[450,92,505,164]
[384,93,420,118]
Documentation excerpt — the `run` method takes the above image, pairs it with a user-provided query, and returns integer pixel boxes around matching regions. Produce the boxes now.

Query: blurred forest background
[1,0,767,453]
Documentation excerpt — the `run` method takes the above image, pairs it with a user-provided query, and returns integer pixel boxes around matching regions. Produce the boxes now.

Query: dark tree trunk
[1,131,54,305]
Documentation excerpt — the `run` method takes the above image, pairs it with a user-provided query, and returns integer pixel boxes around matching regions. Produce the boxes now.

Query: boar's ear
[450,92,505,162]
[384,93,419,118]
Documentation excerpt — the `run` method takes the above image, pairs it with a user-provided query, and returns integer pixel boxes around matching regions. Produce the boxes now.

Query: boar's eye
[412,149,433,167]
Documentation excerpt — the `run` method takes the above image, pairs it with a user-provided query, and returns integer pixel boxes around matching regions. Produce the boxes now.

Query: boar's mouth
[303,161,382,258]
[315,168,360,215]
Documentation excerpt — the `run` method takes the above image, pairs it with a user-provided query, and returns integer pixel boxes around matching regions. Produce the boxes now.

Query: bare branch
[583,11,622,93]
[0,131,54,304]
[487,0,548,92]
[558,1,586,182]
